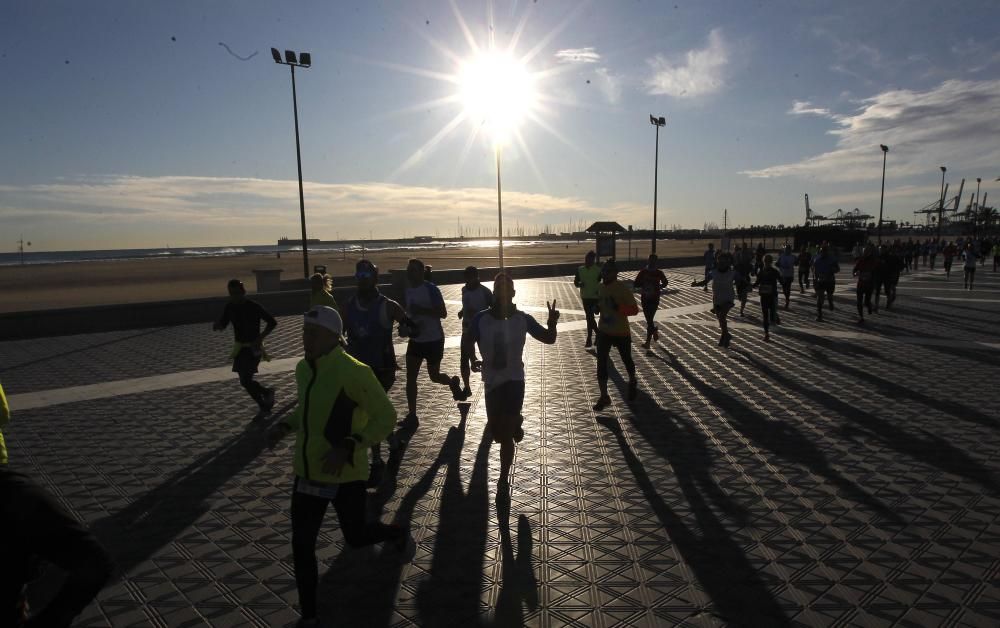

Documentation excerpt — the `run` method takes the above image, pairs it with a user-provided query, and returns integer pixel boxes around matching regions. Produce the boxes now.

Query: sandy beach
[0,239,717,313]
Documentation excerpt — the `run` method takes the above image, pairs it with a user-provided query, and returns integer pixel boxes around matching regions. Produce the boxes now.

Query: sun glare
[458,51,536,145]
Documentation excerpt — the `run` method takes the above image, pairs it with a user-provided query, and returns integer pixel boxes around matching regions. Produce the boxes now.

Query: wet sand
[0,239,716,312]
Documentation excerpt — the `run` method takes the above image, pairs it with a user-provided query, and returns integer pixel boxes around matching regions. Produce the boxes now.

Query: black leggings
[856,285,873,317]
[582,299,599,341]
[760,296,776,332]
[0,469,113,628]
[596,332,635,383]
[780,277,793,301]
[641,299,658,341]
[291,480,394,619]
[238,370,266,405]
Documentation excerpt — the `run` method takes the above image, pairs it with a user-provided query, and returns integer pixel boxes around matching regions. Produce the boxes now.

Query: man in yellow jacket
[592,259,640,411]
[267,306,406,628]
[1,380,113,627]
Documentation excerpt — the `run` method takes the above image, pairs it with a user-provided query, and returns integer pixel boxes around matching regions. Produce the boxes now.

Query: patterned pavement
[2,263,999,627]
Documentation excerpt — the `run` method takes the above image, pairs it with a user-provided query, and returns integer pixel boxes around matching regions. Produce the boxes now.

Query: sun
[457,50,537,145]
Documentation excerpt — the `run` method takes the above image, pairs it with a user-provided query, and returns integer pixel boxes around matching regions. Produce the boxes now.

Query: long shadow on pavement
[596,412,790,627]
[88,405,291,577]
[654,351,904,527]
[317,419,493,627]
[780,333,999,431]
[733,348,1000,496]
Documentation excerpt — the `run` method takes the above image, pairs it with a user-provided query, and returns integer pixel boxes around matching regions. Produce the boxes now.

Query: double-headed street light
[937,165,947,239]
[271,47,312,280]
[649,115,666,254]
[877,144,888,243]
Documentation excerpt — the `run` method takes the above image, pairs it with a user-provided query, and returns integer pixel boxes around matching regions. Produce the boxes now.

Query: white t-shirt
[471,309,546,391]
[461,284,493,329]
[405,281,445,342]
[711,269,736,305]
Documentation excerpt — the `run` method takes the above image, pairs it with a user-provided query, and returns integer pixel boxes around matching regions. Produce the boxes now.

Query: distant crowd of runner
[2,234,997,626]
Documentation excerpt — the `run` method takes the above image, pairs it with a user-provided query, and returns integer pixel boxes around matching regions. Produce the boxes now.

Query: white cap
[303,305,343,335]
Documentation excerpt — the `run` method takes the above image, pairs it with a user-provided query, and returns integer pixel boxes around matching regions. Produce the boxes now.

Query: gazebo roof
[585,221,627,234]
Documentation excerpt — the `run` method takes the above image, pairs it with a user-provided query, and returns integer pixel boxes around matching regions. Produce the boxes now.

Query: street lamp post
[271,48,312,280]
[495,146,505,271]
[877,144,888,244]
[937,166,947,240]
[649,115,666,254]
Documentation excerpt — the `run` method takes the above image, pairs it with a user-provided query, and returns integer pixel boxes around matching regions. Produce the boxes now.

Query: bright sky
[2,0,999,250]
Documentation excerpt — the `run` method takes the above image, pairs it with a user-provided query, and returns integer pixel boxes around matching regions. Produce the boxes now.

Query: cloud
[789,100,837,119]
[0,175,646,242]
[593,67,621,105]
[742,80,1000,183]
[554,47,601,64]
[644,28,728,98]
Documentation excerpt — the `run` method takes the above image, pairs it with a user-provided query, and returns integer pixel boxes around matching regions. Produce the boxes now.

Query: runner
[963,243,978,290]
[871,244,887,313]
[752,254,782,341]
[993,240,1000,272]
[943,241,957,279]
[1,379,114,628]
[458,266,494,395]
[401,258,466,426]
[634,254,668,349]
[882,245,903,309]
[309,272,340,314]
[343,259,414,485]
[813,244,840,322]
[573,251,601,347]
[266,306,407,628]
[702,242,717,291]
[592,260,640,411]
[853,245,879,324]
[465,273,558,495]
[700,252,738,346]
[776,244,796,310]
[929,240,938,270]
[797,246,812,292]
[213,279,277,420]
[734,244,753,316]
[753,243,766,277]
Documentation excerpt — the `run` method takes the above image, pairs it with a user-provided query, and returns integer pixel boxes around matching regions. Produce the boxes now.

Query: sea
[0,239,562,267]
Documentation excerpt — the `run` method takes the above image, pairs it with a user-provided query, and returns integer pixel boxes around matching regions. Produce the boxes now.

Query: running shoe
[471,359,482,373]
[585,337,593,348]
[592,396,612,411]
[462,385,472,399]
[252,407,271,422]
[513,426,525,443]
[368,460,386,488]
[398,412,419,428]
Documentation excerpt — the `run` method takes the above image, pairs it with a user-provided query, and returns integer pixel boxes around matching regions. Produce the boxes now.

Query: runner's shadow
[88,402,292,577]
[491,514,538,627]
[654,352,904,527]
[596,414,790,627]
[325,421,492,627]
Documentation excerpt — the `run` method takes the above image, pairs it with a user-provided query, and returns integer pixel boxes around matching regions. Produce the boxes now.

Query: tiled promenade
[2,264,999,627]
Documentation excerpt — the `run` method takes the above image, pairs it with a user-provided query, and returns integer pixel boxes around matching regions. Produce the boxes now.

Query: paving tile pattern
[1,265,999,627]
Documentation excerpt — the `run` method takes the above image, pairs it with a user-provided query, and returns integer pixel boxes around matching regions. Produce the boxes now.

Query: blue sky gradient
[2,0,999,250]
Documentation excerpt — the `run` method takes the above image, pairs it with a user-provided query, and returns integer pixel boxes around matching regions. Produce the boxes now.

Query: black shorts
[485,380,525,443]
[407,339,445,365]
[232,346,262,375]
[460,329,477,362]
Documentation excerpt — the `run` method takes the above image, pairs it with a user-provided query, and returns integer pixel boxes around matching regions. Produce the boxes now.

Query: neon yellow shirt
[575,264,601,300]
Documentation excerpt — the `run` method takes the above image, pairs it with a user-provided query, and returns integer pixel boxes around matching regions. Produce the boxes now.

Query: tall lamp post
[271,47,312,280]
[877,144,888,243]
[937,166,947,240]
[649,115,666,254]
[495,146,505,271]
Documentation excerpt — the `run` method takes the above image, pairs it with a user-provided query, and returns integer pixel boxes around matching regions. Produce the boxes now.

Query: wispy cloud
[645,28,728,99]
[0,175,648,242]
[742,80,1000,183]
[789,100,839,120]
[554,47,601,64]
[593,67,622,105]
